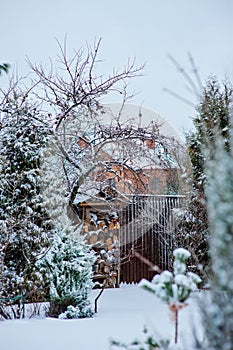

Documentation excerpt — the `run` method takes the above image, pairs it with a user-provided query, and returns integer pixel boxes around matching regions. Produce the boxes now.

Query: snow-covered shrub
[58,305,80,319]
[34,142,96,319]
[139,248,201,306]
[139,248,201,344]
[40,223,95,318]
[59,300,93,319]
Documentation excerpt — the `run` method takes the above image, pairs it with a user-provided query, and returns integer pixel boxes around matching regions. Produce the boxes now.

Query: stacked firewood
[92,241,120,288]
[82,211,121,288]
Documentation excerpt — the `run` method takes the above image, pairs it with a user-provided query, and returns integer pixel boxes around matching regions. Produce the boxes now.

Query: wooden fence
[78,194,184,285]
[119,195,184,283]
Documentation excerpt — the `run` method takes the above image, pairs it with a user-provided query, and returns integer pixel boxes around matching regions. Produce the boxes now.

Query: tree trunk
[175,309,178,344]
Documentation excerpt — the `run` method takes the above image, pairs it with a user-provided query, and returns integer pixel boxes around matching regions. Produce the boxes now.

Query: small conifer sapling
[139,248,201,344]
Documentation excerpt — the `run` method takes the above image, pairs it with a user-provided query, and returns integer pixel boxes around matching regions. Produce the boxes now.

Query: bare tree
[24,41,187,290]
[26,38,183,220]
[27,38,144,130]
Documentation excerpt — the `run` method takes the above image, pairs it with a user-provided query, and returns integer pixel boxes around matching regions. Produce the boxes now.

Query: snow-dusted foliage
[0,91,96,320]
[59,301,93,319]
[139,248,201,344]
[139,248,201,306]
[0,94,52,308]
[175,79,232,281]
[186,77,233,349]
[36,144,96,319]
[174,193,209,279]
[40,224,95,318]
[189,77,231,193]
[200,141,233,350]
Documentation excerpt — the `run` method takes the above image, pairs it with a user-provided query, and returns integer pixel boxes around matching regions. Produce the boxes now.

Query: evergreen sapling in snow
[42,224,95,319]
[139,248,201,344]
[39,145,96,319]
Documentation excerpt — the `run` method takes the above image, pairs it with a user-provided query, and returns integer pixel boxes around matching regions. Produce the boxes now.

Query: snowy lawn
[0,284,204,350]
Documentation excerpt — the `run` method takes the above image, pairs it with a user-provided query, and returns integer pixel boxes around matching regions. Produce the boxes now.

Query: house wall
[94,166,180,196]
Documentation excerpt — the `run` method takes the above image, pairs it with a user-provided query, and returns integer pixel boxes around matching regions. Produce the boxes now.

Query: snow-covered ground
[0,284,205,350]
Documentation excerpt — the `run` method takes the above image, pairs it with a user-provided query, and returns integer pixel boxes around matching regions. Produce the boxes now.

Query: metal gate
[119,195,184,283]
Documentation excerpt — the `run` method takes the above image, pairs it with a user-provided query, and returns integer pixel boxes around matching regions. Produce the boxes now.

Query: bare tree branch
[27,38,145,130]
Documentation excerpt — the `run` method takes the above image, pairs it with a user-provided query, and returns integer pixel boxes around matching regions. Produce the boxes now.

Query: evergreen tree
[0,94,52,313]
[176,78,232,279]
[42,223,95,319]
[179,77,233,349]
[189,77,231,193]
[38,143,96,319]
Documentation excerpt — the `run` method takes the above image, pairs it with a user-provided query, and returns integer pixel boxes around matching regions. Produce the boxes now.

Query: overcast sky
[1,0,233,136]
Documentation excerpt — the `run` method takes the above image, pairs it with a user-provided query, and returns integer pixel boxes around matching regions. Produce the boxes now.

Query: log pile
[92,242,120,288]
[82,211,121,288]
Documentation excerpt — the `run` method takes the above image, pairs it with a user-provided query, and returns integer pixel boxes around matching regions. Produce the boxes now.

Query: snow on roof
[73,193,100,205]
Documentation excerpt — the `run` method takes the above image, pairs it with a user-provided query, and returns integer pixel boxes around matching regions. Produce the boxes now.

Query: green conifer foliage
[38,143,96,319]
[189,77,232,193]
[0,95,52,308]
[41,224,95,318]
[185,77,233,349]
[139,248,201,344]
[201,140,233,349]
[177,78,232,279]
